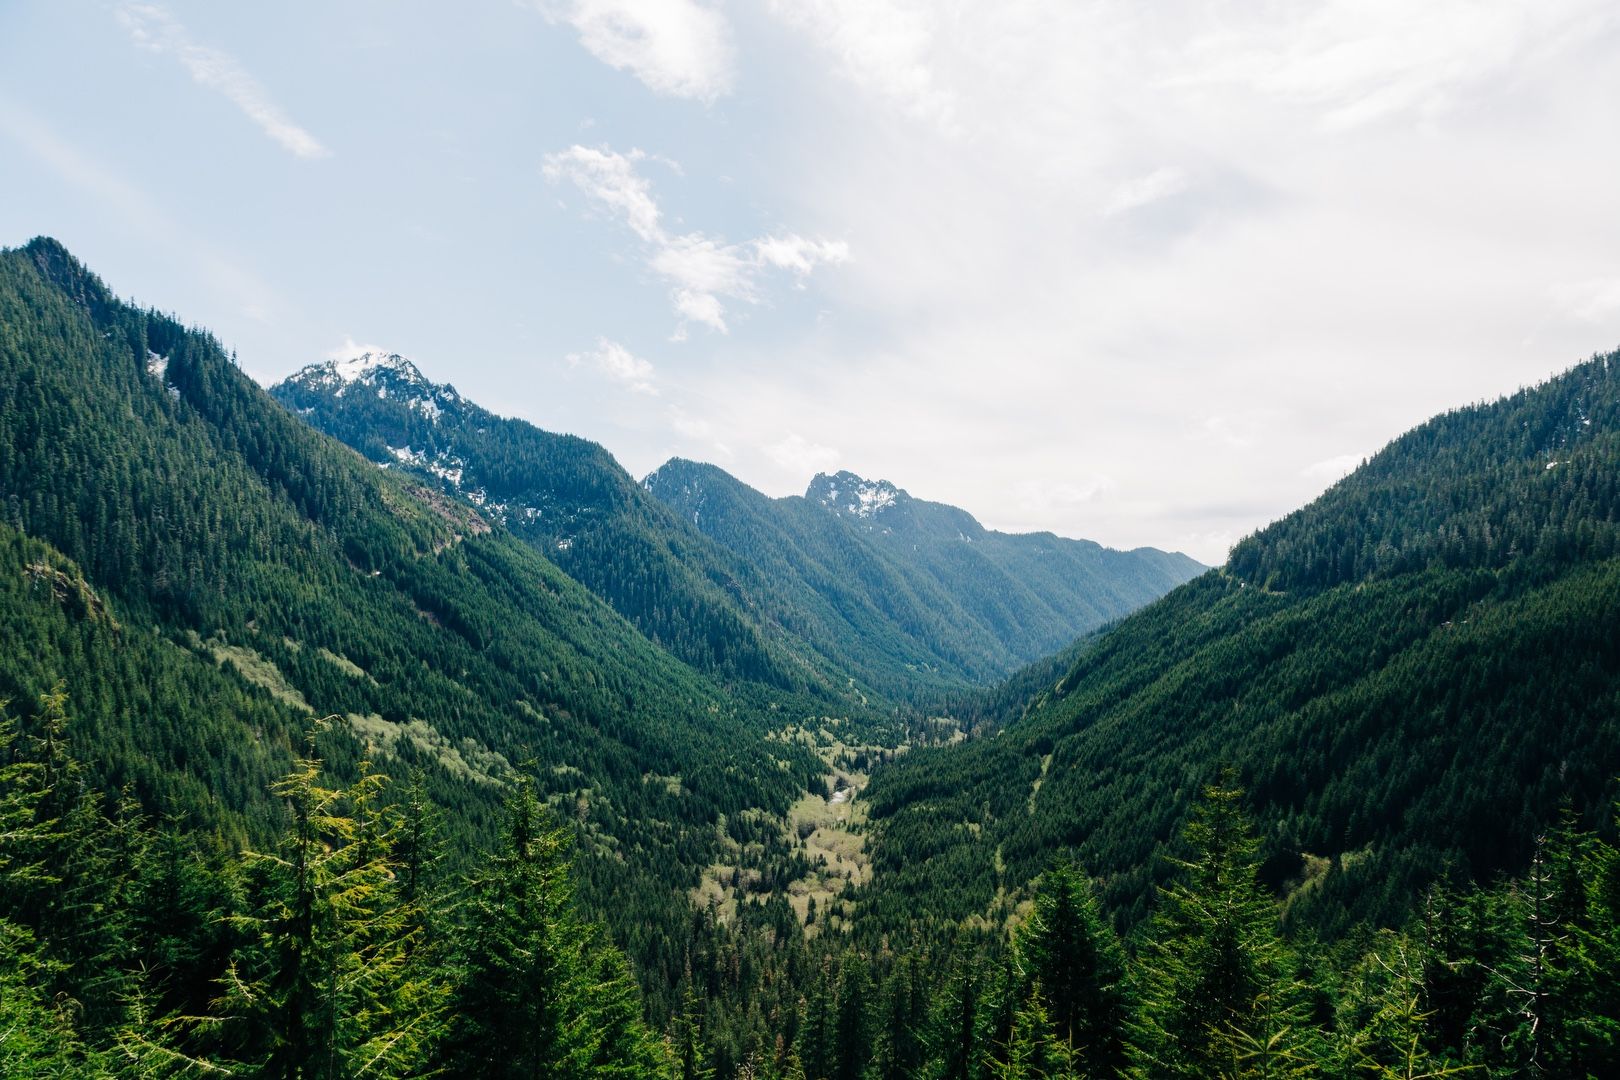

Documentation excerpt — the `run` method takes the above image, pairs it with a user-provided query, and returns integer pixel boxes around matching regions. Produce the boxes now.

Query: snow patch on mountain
[289,353,459,422]
[852,482,897,519]
[809,471,902,521]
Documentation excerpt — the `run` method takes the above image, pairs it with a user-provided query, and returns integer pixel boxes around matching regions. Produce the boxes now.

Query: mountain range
[272,352,1203,704]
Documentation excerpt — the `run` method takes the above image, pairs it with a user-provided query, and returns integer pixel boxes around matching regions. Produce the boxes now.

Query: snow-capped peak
[808,471,902,520]
[321,351,424,386]
[282,352,464,420]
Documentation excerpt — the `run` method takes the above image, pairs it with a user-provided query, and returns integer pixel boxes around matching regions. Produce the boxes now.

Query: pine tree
[930,958,981,1080]
[870,952,927,1080]
[991,987,1070,1080]
[797,958,836,1080]
[0,699,100,1074]
[1127,775,1316,1079]
[442,773,667,1079]
[0,688,136,1039]
[1333,930,1475,1079]
[1015,859,1129,1075]
[0,918,98,1076]
[833,951,872,1080]
[443,774,581,1076]
[576,940,673,1079]
[209,738,445,1077]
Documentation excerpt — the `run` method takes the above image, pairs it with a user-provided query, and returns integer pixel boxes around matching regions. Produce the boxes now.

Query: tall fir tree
[1014,859,1129,1076]
[1127,776,1317,1079]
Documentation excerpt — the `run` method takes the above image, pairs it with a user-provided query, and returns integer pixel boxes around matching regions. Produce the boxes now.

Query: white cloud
[568,338,658,394]
[764,433,840,474]
[652,236,755,304]
[754,234,852,277]
[670,288,729,337]
[1302,453,1365,480]
[1165,0,1604,131]
[326,336,390,362]
[1013,477,1113,515]
[544,144,848,336]
[536,0,735,102]
[1552,277,1620,323]
[542,145,663,241]
[1200,415,1262,450]
[116,4,328,159]
[699,0,1620,563]
[768,0,956,130]
[1102,168,1191,217]
[667,405,733,459]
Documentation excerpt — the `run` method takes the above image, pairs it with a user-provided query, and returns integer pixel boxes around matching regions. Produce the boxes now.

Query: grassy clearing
[345,712,509,785]
[196,635,312,712]
[318,647,373,682]
[692,716,893,930]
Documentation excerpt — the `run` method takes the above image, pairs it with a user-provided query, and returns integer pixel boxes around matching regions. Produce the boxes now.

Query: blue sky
[5,1,1620,563]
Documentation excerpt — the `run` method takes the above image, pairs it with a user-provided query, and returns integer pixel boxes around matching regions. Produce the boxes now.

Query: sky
[4,2,1620,564]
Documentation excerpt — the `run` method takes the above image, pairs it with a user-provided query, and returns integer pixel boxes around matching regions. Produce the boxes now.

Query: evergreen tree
[929,958,981,1080]
[211,740,445,1077]
[442,774,667,1078]
[1127,776,1316,1079]
[833,952,872,1080]
[676,971,717,1080]
[870,952,927,1080]
[797,959,836,1080]
[1334,931,1476,1080]
[1015,859,1128,1075]
[991,987,1069,1080]
[0,918,99,1077]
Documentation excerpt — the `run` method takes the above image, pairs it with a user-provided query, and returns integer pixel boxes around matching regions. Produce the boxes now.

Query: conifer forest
[3,6,1620,1075]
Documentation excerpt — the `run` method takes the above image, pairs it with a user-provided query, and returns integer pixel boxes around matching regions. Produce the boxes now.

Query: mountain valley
[1,238,1617,1077]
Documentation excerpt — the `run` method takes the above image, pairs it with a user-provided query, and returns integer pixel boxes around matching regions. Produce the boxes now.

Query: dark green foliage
[5,236,1620,1078]
[862,352,1620,939]
[275,363,1198,710]
[1013,860,1128,1074]
[3,686,1619,1078]
[272,356,807,693]
[0,236,831,995]
[1126,777,1315,1079]
[643,459,1202,703]
[442,775,668,1078]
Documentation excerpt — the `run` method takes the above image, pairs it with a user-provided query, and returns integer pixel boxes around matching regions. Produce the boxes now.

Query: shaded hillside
[273,358,1199,707]
[0,238,824,941]
[645,460,1203,701]
[859,351,1620,937]
[272,355,813,692]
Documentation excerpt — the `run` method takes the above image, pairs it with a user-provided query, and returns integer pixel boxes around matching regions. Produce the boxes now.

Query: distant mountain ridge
[644,458,1206,699]
[275,351,806,691]
[277,357,1205,704]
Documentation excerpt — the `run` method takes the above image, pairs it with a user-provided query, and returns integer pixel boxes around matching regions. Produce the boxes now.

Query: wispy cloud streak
[117,3,329,159]
[544,144,848,337]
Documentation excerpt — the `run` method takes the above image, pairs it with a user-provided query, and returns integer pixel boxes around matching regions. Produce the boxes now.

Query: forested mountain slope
[645,459,1203,701]
[272,355,816,693]
[808,469,1200,631]
[860,351,1620,937]
[0,237,824,945]
[277,361,1201,707]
